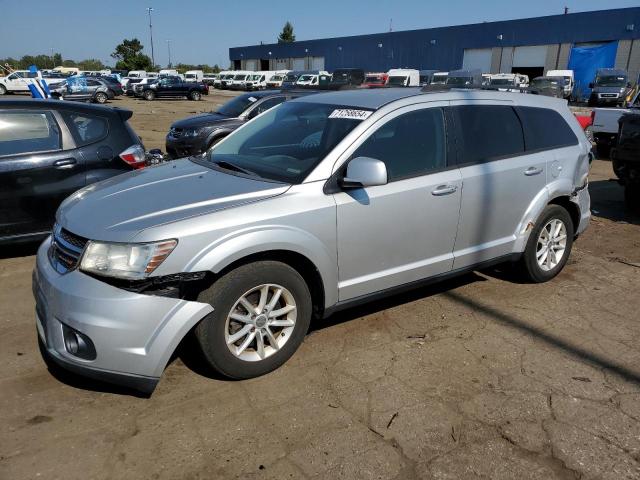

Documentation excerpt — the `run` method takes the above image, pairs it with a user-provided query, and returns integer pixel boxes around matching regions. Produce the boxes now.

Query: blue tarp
[568,41,618,100]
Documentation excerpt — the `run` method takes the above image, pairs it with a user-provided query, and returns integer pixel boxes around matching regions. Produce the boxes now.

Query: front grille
[49,225,88,274]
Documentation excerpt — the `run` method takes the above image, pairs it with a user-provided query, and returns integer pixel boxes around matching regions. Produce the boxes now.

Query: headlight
[80,240,177,279]
[183,128,202,137]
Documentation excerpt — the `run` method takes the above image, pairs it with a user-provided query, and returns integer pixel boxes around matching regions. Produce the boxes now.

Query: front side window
[0,111,61,157]
[453,105,524,164]
[60,112,108,146]
[351,108,446,181]
[203,102,368,183]
[247,96,285,119]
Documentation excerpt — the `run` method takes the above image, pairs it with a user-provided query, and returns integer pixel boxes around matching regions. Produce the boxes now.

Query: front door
[335,103,462,301]
[0,109,85,240]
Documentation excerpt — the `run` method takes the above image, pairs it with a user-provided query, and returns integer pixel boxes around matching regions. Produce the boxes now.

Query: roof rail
[420,84,531,93]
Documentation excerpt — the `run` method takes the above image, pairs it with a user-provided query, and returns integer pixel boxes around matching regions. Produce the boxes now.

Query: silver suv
[33,89,591,393]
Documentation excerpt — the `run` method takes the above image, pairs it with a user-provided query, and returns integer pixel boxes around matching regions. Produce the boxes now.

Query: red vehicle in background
[574,112,594,131]
[363,72,388,88]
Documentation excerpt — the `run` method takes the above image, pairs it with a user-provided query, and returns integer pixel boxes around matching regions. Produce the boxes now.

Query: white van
[489,73,529,90]
[386,69,420,87]
[147,72,159,79]
[159,69,179,78]
[128,70,148,78]
[230,71,251,90]
[546,70,574,99]
[245,71,275,91]
[185,70,204,82]
[265,70,290,89]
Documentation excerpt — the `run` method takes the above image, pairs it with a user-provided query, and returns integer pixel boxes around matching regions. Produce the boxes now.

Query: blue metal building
[229,7,640,86]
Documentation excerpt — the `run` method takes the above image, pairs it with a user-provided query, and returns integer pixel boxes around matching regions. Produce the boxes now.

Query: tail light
[119,144,146,169]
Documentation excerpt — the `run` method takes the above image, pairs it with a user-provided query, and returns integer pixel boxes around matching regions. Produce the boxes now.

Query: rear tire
[519,205,574,283]
[189,90,201,101]
[194,261,312,379]
[94,92,108,104]
[144,90,155,101]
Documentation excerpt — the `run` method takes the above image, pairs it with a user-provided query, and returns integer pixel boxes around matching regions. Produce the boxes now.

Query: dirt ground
[1,94,640,480]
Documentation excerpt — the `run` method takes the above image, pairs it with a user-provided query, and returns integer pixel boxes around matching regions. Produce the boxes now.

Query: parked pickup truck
[140,76,208,101]
[591,90,640,158]
[0,70,42,94]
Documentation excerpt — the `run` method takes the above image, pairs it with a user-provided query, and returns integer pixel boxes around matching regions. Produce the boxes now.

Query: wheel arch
[548,195,580,234]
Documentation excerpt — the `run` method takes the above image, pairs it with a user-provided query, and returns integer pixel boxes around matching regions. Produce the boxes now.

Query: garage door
[292,58,306,70]
[462,48,492,72]
[244,59,257,71]
[311,57,325,71]
[512,46,547,67]
[275,58,288,70]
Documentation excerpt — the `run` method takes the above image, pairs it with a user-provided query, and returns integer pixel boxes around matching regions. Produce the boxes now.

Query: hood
[57,159,290,241]
[171,112,231,129]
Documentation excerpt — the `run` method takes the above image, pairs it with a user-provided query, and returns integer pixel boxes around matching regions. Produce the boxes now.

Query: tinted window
[0,111,61,157]
[517,107,578,151]
[453,105,524,164]
[247,96,285,119]
[216,94,262,117]
[87,79,101,86]
[60,112,108,146]
[353,108,446,181]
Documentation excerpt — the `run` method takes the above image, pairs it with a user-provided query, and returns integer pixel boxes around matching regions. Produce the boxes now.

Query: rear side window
[453,105,524,164]
[60,112,109,146]
[516,107,578,151]
[353,108,446,181]
[0,111,61,157]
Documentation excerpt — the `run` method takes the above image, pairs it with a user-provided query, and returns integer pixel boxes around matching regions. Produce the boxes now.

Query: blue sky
[0,0,637,67]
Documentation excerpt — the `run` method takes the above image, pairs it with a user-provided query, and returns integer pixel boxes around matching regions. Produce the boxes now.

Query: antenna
[389,18,393,32]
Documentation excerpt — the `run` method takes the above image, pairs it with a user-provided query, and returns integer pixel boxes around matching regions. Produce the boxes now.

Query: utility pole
[147,7,156,67]
[166,40,172,68]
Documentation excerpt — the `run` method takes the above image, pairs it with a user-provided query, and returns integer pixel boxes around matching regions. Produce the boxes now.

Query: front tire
[144,90,155,101]
[194,261,312,379]
[519,205,574,283]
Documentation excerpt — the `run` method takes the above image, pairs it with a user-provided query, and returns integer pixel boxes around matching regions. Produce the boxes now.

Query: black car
[528,76,565,98]
[141,76,208,101]
[328,68,365,89]
[166,90,315,158]
[612,113,640,211]
[0,99,146,244]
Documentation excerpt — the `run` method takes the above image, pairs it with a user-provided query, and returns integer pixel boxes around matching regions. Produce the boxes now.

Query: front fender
[185,225,338,308]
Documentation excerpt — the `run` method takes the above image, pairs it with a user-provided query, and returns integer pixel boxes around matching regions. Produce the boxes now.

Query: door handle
[524,166,543,176]
[53,159,77,169]
[431,185,458,196]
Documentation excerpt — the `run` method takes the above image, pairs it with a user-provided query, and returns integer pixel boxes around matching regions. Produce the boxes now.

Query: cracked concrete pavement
[1,96,640,479]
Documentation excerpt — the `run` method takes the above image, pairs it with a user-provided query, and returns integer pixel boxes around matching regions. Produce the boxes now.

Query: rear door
[0,109,85,239]
[450,102,547,269]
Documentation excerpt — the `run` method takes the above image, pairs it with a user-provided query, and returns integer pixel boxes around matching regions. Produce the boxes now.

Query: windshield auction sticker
[329,109,373,120]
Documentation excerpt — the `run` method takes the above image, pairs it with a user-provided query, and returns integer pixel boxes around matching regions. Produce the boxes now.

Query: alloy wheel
[224,284,297,362]
[536,219,567,271]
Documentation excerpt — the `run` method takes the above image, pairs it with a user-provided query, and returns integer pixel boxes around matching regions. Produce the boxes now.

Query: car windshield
[446,76,471,86]
[215,94,261,117]
[202,102,371,183]
[531,78,558,88]
[387,76,407,86]
[234,75,247,80]
[595,75,627,87]
[271,75,284,81]
[284,74,299,82]
[250,74,261,81]
[490,78,515,86]
[298,75,314,82]
[186,74,196,78]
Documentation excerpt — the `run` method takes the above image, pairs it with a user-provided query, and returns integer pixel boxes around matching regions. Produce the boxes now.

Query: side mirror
[588,82,594,89]
[340,157,388,188]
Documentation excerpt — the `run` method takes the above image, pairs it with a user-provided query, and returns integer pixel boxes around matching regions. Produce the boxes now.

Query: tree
[278,21,295,43]
[111,38,153,71]
[78,59,106,71]
[52,53,63,67]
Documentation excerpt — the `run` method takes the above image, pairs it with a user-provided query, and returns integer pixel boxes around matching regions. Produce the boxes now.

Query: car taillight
[119,144,146,169]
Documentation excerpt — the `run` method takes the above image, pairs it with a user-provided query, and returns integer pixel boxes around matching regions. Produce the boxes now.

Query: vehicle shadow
[589,179,640,225]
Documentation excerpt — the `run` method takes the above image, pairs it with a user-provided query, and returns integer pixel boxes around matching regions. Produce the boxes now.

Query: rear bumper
[33,237,213,392]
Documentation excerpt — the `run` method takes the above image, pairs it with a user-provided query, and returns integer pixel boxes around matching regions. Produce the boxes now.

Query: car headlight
[80,240,177,279]
[183,128,202,137]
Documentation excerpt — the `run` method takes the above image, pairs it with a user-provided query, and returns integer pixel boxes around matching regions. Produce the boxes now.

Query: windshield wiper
[213,160,259,177]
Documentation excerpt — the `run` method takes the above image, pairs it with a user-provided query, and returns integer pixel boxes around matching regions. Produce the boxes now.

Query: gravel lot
[1,94,639,479]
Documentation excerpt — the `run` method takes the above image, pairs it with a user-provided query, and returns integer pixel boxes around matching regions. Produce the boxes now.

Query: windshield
[446,76,471,86]
[490,78,515,86]
[387,76,407,86]
[204,102,371,183]
[250,74,261,81]
[234,74,247,80]
[531,78,558,88]
[284,73,299,82]
[186,74,196,78]
[298,75,314,82]
[271,75,284,82]
[332,72,350,82]
[215,94,260,117]
[595,75,627,87]
[431,75,447,84]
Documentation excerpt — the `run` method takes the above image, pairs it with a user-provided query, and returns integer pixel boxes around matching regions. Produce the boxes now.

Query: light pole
[166,40,172,68]
[147,7,156,68]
